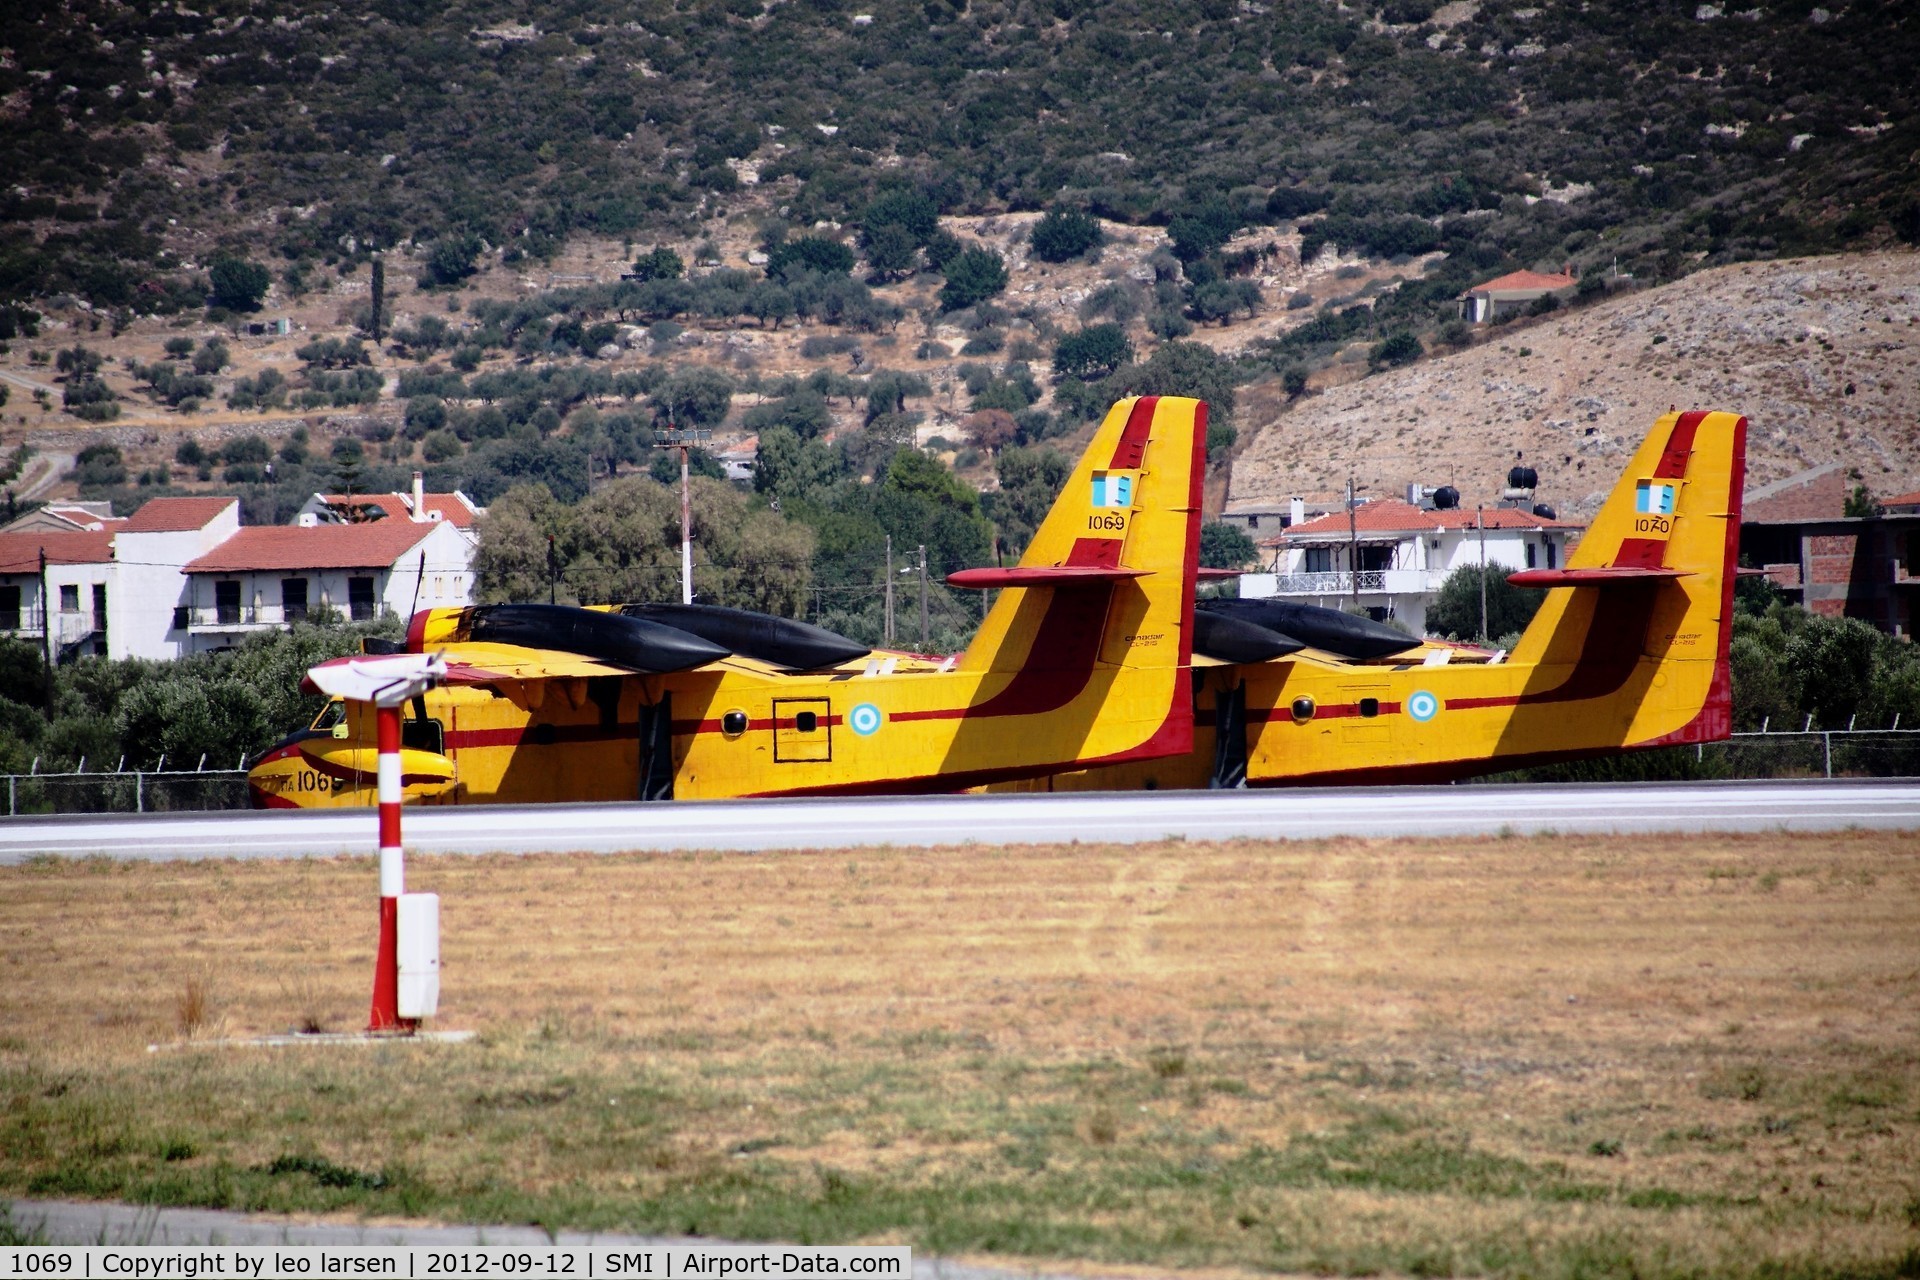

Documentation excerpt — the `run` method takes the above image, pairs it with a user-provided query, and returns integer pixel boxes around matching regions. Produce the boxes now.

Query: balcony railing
[0,608,96,644]
[1269,569,1442,596]
[187,602,388,629]
[1273,570,1387,594]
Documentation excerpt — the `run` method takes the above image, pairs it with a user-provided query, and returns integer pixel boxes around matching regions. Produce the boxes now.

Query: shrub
[1371,331,1423,367]
[208,256,270,312]
[1030,208,1102,262]
[1053,324,1133,381]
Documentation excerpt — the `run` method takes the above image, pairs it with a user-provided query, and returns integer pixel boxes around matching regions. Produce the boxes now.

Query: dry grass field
[3,831,1918,1277]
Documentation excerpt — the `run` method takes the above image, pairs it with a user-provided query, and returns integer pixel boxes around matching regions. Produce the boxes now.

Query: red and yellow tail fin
[951,395,1206,675]
[1504,409,1746,744]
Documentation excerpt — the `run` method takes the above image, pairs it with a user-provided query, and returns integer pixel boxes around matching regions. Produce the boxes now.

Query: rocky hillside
[1230,251,1920,518]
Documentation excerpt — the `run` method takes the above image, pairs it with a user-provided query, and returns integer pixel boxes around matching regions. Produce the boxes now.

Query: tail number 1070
[1634,515,1672,535]
[1088,512,1128,532]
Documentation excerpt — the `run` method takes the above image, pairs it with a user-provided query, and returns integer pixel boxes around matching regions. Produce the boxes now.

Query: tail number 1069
[1088,512,1128,532]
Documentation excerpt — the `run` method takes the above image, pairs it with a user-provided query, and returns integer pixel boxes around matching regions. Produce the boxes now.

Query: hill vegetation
[2,0,1916,326]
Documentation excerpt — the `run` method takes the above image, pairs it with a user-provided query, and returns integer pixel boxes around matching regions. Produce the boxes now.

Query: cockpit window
[311,700,346,732]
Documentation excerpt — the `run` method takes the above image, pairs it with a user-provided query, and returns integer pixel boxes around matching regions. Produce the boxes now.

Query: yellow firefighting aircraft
[248,394,1208,806]
[1008,408,1747,791]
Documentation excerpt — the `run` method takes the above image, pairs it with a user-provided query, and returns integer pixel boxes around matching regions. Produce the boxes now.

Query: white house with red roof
[0,496,240,662]
[1458,268,1578,323]
[1252,499,1582,635]
[0,528,117,661]
[179,518,473,651]
[3,485,481,662]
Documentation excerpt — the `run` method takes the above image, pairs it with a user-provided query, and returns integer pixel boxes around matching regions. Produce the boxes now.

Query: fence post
[136,771,144,815]
[7,775,13,817]
[1824,731,1832,778]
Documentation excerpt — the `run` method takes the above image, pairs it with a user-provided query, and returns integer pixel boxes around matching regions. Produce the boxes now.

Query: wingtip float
[249,403,1746,809]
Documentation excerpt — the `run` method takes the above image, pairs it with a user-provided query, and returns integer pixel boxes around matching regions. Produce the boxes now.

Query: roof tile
[120,496,238,533]
[184,522,437,574]
[0,530,116,574]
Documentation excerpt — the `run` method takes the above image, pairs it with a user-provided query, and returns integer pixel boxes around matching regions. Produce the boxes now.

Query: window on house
[1526,542,1538,569]
[1546,540,1557,569]
[92,583,106,633]
[172,605,189,631]
[1358,546,1392,572]
[0,584,19,631]
[348,576,376,620]
[282,578,309,622]
[1247,515,1260,529]
[60,584,79,612]
[1305,547,1332,574]
[215,580,241,625]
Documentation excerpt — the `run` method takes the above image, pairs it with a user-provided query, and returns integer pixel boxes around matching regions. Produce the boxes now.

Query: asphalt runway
[3,780,1918,863]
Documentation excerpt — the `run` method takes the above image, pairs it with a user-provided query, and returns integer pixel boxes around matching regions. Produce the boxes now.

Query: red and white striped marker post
[369,700,407,1031]
[302,652,447,1035]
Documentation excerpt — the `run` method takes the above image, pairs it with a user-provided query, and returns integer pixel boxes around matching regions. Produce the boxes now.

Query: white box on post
[396,892,440,1019]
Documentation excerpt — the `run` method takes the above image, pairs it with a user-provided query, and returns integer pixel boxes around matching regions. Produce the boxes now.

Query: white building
[1,484,480,663]
[0,497,240,662]
[1457,268,1577,323]
[180,519,475,650]
[114,497,243,661]
[0,529,116,661]
[1254,499,1581,636]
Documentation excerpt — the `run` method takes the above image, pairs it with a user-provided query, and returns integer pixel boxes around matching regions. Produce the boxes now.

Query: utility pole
[678,437,693,604]
[652,418,706,606]
[1346,476,1360,610]
[547,534,557,607]
[918,544,929,652]
[883,535,894,647]
[1477,505,1488,643]
[37,547,53,718]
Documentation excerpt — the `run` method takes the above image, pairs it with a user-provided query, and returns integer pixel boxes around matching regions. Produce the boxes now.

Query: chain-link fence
[3,769,251,816]
[1702,729,1920,779]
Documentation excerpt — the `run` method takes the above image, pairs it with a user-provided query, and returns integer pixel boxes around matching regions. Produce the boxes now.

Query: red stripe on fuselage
[1251,701,1403,722]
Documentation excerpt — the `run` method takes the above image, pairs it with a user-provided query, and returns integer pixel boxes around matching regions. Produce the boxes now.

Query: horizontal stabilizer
[947,565,1150,589]
[1507,567,1691,587]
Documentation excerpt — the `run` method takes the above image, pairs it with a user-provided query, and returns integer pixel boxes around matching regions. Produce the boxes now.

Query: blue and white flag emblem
[1635,481,1676,516]
[1091,472,1133,508]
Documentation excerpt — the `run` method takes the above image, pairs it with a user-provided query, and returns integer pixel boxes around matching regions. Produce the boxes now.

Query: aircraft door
[773,697,833,763]
[1208,679,1248,789]
[639,692,675,801]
